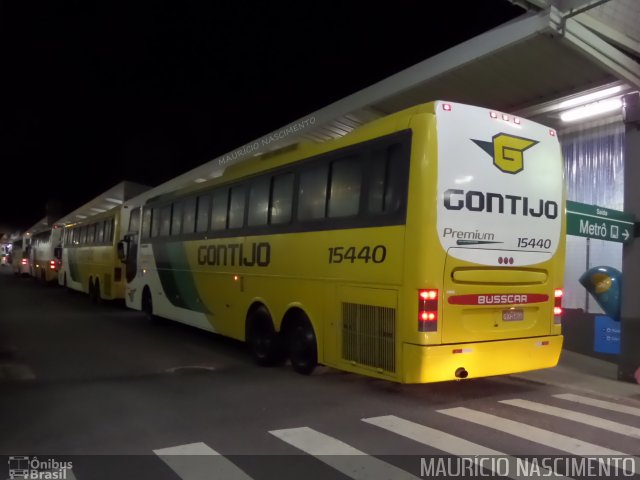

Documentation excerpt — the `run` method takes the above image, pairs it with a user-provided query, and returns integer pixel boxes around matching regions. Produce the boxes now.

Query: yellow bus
[59,210,126,303]
[29,223,63,283]
[120,100,566,383]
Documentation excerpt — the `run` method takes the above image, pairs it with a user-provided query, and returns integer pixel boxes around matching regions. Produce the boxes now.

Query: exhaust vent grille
[342,303,396,373]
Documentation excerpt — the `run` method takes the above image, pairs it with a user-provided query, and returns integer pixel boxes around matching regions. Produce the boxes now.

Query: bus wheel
[287,316,317,375]
[142,288,155,321]
[246,306,285,366]
[92,279,102,305]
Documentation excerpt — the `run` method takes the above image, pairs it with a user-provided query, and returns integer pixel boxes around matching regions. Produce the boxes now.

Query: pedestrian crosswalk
[79,392,640,479]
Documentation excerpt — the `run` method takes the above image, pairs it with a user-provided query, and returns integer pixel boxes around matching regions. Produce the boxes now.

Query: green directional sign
[566,200,635,244]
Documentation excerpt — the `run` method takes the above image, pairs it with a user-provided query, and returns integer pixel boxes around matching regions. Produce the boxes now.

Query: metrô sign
[566,201,634,244]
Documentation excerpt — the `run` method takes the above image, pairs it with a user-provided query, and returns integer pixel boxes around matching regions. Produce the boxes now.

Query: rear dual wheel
[247,307,317,375]
[246,306,286,366]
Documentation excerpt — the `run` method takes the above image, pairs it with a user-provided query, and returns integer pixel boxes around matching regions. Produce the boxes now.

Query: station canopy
[141,0,640,201]
[55,181,150,227]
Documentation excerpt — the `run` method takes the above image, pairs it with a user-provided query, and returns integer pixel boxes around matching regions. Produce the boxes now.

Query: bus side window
[298,164,328,221]
[228,185,246,229]
[211,189,228,231]
[151,208,160,238]
[141,208,152,239]
[87,224,96,244]
[105,218,114,243]
[368,143,404,214]
[183,197,196,234]
[196,194,211,233]
[160,205,172,237]
[248,177,270,226]
[171,201,183,236]
[129,208,141,233]
[328,156,361,218]
[96,221,105,243]
[270,173,294,225]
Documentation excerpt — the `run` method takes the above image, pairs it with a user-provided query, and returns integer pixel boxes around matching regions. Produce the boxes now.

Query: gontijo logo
[472,133,538,174]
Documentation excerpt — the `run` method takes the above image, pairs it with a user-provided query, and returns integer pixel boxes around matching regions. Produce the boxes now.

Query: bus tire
[93,279,102,305]
[246,305,285,367]
[287,315,317,376]
[142,287,156,321]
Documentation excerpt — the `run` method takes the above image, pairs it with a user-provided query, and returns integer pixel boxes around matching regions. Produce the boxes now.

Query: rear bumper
[402,335,563,383]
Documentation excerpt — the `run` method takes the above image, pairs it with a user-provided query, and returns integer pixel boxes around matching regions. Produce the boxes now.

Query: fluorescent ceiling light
[90,207,106,213]
[560,97,623,123]
[558,86,623,109]
[76,214,87,219]
[105,197,123,204]
[194,178,207,183]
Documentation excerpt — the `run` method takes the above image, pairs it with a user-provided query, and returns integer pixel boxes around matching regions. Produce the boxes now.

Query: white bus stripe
[553,393,640,417]
[154,442,253,480]
[363,415,568,480]
[269,426,419,480]
[500,399,640,439]
[438,407,627,456]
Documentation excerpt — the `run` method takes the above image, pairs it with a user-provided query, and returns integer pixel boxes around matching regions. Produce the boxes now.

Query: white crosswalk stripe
[438,406,629,455]
[553,393,640,417]
[269,426,419,480]
[146,393,639,480]
[154,442,253,480]
[363,415,568,480]
[500,398,640,439]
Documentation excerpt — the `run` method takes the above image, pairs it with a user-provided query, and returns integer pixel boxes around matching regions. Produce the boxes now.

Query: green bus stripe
[154,243,209,314]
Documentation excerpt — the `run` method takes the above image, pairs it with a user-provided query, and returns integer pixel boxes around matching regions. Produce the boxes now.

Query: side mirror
[54,246,62,260]
[117,240,129,262]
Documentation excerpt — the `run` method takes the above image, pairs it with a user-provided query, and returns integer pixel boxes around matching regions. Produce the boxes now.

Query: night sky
[0,1,524,231]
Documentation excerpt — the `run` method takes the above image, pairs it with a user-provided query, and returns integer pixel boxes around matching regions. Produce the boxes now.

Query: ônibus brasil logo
[472,133,538,174]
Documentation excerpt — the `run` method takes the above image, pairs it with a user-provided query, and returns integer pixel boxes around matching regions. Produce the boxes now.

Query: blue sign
[594,315,621,354]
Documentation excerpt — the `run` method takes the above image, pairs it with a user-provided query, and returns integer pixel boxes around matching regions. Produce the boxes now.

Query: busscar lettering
[443,189,558,219]
[479,294,528,305]
[197,242,270,267]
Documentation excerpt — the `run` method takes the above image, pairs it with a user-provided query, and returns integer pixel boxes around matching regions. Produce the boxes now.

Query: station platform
[515,350,640,403]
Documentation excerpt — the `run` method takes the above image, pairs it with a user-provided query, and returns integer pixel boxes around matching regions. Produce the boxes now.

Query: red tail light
[50,260,57,270]
[418,289,438,332]
[554,288,563,323]
[21,258,27,265]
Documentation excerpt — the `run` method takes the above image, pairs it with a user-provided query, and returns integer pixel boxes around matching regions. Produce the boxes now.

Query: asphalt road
[1,268,639,479]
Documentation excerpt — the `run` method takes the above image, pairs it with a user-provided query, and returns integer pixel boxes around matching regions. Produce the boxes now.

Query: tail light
[554,288,563,324]
[50,260,58,270]
[418,289,438,332]
[21,258,27,265]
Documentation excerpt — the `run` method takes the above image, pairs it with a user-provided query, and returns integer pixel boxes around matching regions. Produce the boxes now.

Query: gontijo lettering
[444,189,558,219]
[197,242,270,267]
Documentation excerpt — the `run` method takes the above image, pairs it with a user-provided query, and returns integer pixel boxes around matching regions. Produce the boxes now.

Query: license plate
[502,309,524,322]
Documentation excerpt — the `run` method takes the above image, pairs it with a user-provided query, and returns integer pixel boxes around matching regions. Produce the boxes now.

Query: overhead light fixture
[560,97,623,123]
[90,207,106,213]
[558,85,623,110]
[76,214,87,219]
[194,178,207,183]
[105,197,123,204]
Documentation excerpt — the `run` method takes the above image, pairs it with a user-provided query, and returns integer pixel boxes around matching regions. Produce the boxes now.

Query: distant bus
[10,237,30,276]
[58,210,125,303]
[120,101,566,383]
[29,225,63,282]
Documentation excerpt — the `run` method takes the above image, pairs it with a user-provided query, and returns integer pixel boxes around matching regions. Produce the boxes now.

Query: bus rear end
[403,101,565,383]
